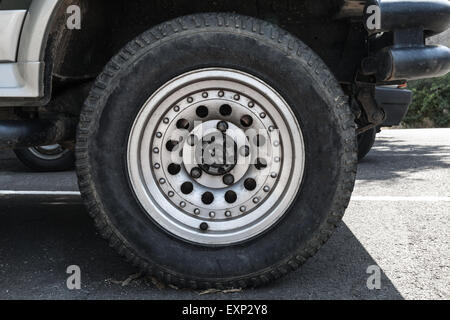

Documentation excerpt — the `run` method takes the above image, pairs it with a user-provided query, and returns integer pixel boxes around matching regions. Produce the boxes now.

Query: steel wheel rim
[127,68,305,245]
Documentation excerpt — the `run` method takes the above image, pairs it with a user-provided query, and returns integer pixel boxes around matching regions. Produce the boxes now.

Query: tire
[14,145,75,172]
[357,128,376,161]
[76,13,357,288]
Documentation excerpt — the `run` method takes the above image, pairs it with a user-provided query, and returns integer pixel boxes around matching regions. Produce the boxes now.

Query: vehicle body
[0,0,449,288]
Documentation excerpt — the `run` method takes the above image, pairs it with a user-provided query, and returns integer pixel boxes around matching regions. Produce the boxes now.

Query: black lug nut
[217,121,229,132]
[240,145,250,157]
[200,222,209,231]
[223,174,235,186]
[191,167,202,179]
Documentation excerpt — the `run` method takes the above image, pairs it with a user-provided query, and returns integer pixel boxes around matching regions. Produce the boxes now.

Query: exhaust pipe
[0,118,77,150]
[364,0,450,36]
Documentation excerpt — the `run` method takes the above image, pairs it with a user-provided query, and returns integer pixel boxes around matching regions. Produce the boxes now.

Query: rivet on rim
[194,208,200,215]
[248,101,255,108]
[159,178,166,184]
[225,211,232,217]
[233,94,240,100]
[271,172,278,179]
[168,191,175,197]
[218,90,225,97]
[173,106,180,112]
[156,132,163,138]
[260,112,267,119]
[154,163,161,169]
[263,186,270,192]
[209,212,216,218]
[240,206,247,213]
[180,201,186,208]
[163,118,170,124]
[187,97,194,103]
[202,92,209,98]
[153,147,159,154]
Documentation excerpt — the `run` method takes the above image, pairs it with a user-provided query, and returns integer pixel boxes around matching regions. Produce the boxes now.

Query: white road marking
[368,153,450,157]
[351,196,450,202]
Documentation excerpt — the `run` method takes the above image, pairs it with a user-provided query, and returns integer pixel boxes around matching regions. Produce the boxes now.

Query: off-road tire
[76,13,357,289]
[357,128,376,161]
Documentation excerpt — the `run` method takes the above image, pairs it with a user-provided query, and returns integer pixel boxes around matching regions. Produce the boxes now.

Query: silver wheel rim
[127,68,305,245]
[28,144,68,160]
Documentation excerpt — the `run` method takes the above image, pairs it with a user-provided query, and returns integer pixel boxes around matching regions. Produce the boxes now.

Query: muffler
[0,118,77,150]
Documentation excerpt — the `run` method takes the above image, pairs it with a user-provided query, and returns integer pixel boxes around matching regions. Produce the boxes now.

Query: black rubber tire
[357,128,377,161]
[14,147,75,172]
[76,13,357,289]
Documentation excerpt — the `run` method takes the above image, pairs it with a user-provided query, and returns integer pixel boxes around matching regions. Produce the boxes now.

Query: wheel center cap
[198,132,238,176]
[183,120,251,189]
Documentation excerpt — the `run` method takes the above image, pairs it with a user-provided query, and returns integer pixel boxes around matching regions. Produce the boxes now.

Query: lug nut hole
[220,104,232,116]
[168,163,181,175]
[176,119,190,130]
[202,192,215,205]
[244,178,257,191]
[196,106,209,118]
[240,115,253,127]
[166,140,179,152]
[225,191,237,204]
[181,182,194,195]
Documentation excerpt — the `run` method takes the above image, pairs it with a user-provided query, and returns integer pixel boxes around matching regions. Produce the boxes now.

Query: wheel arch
[43,0,367,90]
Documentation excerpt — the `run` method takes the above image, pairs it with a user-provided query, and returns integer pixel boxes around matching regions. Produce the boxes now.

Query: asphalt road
[0,129,449,300]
